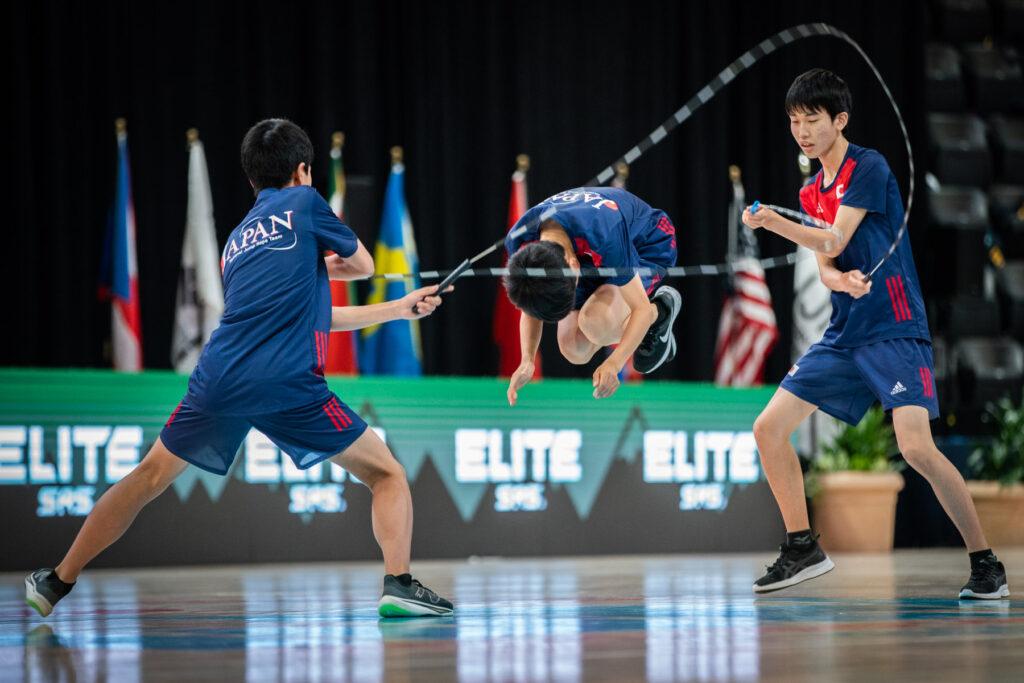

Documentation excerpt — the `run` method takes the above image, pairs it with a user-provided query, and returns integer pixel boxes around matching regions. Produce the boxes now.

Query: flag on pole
[324,132,359,375]
[99,118,143,371]
[713,166,778,386]
[360,147,421,375]
[171,129,223,373]
[493,154,542,378]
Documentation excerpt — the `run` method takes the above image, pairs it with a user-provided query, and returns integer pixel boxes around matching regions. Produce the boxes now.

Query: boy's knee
[558,340,595,365]
[753,413,786,446]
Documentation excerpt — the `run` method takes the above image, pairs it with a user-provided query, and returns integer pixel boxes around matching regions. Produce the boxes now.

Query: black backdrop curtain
[7,0,928,381]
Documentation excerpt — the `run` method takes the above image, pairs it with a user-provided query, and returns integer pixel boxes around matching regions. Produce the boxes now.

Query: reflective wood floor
[2,550,1023,682]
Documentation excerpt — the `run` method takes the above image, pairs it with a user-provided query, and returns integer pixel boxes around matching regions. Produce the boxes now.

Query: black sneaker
[378,574,454,617]
[753,539,835,593]
[633,286,681,374]
[959,556,1010,600]
[25,569,74,617]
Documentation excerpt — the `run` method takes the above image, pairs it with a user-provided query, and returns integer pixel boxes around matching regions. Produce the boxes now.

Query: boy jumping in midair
[26,119,454,618]
[503,187,682,404]
[743,69,1008,599]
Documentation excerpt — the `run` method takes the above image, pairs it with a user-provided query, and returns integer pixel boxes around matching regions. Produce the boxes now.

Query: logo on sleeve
[836,184,845,199]
[890,381,907,396]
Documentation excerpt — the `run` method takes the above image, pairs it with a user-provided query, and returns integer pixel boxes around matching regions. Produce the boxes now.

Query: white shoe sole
[25,576,54,617]
[378,595,453,617]
[959,584,1010,600]
[638,286,682,374]
[752,556,835,593]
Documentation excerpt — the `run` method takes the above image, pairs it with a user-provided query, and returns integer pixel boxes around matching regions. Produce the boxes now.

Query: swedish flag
[360,148,422,375]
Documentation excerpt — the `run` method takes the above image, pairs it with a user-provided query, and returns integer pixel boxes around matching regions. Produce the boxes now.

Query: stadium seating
[926,43,967,112]
[928,113,991,185]
[989,115,1024,183]
[928,186,991,295]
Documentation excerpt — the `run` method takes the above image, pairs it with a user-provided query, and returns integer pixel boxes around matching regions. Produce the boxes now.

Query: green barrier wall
[0,370,783,569]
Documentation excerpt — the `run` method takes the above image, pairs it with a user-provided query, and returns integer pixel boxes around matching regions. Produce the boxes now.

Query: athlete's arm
[330,284,444,331]
[742,204,867,258]
[592,275,655,399]
[815,253,872,299]
[507,314,543,407]
[325,241,374,280]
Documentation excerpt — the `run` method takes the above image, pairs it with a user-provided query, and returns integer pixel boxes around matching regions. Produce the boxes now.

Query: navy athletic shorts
[160,392,368,475]
[780,337,938,425]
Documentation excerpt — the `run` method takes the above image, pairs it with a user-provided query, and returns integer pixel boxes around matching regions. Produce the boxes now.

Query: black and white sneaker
[633,286,681,374]
[959,556,1010,600]
[25,569,74,617]
[753,539,835,593]
[378,574,454,617]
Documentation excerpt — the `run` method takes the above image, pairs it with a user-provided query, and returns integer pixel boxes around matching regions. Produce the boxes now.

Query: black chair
[992,0,1024,42]
[997,260,1024,337]
[929,186,992,295]
[931,0,993,42]
[962,44,1024,112]
[988,184,1024,257]
[990,116,1024,183]
[954,336,1024,413]
[940,295,1003,338]
[929,113,991,186]
[926,43,967,111]
[932,336,958,418]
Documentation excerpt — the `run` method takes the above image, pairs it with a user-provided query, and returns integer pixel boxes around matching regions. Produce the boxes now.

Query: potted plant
[807,407,906,552]
[967,391,1024,547]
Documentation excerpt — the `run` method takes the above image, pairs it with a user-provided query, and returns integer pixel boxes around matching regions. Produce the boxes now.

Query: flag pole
[516,153,530,174]
[186,128,199,145]
[391,145,403,166]
[728,165,741,260]
[333,131,345,151]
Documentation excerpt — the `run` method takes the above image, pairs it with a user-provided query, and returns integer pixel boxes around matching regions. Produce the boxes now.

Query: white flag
[792,244,842,453]
[172,135,223,373]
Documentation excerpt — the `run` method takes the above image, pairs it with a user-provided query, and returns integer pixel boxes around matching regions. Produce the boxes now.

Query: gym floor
[3,549,1023,682]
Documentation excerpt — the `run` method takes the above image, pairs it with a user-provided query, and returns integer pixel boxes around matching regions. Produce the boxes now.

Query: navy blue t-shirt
[799,143,930,347]
[186,185,359,415]
[505,187,676,288]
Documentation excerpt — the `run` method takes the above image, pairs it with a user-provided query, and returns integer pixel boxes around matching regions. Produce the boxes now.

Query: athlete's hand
[742,205,779,230]
[592,360,621,400]
[507,360,535,406]
[399,285,451,320]
[839,270,872,299]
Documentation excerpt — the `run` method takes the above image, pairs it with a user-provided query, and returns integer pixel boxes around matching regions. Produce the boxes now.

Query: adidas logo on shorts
[890,381,907,396]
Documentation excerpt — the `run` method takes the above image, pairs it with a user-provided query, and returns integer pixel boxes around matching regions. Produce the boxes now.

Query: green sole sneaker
[378,595,453,617]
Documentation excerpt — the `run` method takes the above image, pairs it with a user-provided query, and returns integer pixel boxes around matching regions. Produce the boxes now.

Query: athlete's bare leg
[331,428,412,576]
[752,388,819,532]
[55,438,187,582]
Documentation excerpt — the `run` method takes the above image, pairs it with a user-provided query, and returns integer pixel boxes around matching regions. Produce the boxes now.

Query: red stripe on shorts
[329,397,352,427]
[920,366,934,398]
[322,402,344,431]
[165,401,183,428]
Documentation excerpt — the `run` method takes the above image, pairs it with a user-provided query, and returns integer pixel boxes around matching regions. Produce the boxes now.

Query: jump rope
[404,22,914,313]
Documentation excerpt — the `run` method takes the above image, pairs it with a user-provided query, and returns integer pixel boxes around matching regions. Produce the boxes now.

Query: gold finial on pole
[186,128,199,144]
[614,161,630,180]
[390,145,403,165]
[332,131,345,150]
[516,154,530,173]
[115,118,127,135]
[728,164,741,183]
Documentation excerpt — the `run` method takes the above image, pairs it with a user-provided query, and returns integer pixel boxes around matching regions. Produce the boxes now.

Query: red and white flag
[99,119,143,371]
[714,257,778,386]
[493,156,541,379]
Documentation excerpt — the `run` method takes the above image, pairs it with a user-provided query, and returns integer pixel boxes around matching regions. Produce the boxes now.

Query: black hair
[240,118,314,193]
[504,241,576,323]
[784,69,852,121]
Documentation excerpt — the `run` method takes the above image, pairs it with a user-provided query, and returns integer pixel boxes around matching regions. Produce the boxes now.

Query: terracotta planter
[810,471,905,552]
[967,480,1024,547]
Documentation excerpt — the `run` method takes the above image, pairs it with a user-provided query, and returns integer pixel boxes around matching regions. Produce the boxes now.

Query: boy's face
[788,107,847,159]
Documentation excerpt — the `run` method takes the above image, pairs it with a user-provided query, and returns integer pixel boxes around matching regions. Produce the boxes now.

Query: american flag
[713,169,778,386]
